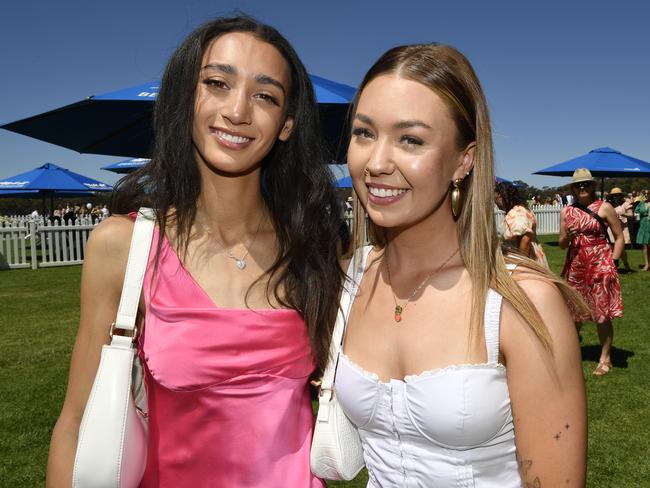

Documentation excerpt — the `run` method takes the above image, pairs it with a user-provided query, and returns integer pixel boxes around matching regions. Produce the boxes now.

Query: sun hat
[609,187,623,195]
[569,168,595,185]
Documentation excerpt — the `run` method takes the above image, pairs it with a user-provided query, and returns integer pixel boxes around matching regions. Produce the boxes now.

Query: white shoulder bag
[310,246,371,480]
[72,208,155,488]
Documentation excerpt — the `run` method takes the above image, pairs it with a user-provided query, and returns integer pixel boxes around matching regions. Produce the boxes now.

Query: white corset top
[334,247,522,487]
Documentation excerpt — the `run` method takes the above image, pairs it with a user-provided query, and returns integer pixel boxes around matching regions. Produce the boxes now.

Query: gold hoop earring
[451,178,463,220]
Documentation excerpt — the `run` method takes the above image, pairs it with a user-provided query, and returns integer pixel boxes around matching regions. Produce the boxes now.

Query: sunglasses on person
[572,181,594,190]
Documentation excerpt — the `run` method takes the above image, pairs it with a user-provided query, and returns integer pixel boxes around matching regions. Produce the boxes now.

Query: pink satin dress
[137,227,324,487]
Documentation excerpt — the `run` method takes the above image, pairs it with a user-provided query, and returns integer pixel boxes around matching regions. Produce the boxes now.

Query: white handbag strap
[113,207,156,333]
[320,245,372,398]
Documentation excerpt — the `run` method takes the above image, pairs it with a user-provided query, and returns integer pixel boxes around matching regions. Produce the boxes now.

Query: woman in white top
[336,43,588,487]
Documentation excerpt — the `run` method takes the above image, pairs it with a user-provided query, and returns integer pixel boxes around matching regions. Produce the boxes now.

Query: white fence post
[0,218,30,269]
[30,220,37,270]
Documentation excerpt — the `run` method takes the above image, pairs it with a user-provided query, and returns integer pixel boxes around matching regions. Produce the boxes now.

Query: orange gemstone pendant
[394,305,403,323]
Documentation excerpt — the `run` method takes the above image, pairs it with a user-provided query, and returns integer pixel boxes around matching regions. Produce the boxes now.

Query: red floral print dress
[562,200,623,323]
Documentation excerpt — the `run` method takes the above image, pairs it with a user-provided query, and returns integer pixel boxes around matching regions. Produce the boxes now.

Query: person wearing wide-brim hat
[607,187,634,272]
[570,168,595,183]
[559,168,624,376]
[634,193,650,270]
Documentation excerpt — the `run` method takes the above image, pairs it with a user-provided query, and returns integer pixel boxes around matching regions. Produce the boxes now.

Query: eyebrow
[394,120,432,130]
[354,113,373,125]
[354,113,431,130]
[202,63,286,94]
[203,63,236,74]
[254,74,286,94]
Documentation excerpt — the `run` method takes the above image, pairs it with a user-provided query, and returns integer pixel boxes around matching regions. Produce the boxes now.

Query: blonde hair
[350,44,587,352]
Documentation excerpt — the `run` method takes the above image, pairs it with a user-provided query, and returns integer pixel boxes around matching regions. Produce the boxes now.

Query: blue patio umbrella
[2,82,159,158]
[2,76,355,159]
[0,163,112,214]
[336,176,353,188]
[534,147,650,194]
[534,147,650,177]
[101,158,150,174]
[310,74,356,103]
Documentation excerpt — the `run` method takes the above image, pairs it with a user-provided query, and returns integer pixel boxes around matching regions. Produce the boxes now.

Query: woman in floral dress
[559,169,624,376]
[495,181,548,267]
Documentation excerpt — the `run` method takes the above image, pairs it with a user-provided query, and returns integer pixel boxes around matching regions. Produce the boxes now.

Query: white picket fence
[0,216,100,270]
[1,205,564,270]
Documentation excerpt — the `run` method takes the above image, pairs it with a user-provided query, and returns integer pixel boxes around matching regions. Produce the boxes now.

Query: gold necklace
[385,246,460,322]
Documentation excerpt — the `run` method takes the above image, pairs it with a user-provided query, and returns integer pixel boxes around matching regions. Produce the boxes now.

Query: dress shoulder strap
[349,245,373,294]
[484,263,517,364]
[320,245,373,394]
[483,289,503,364]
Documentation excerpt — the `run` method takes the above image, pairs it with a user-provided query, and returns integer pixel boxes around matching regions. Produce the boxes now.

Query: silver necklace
[385,245,459,322]
[202,214,264,270]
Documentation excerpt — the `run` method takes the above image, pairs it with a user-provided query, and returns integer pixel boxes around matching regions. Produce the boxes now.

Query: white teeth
[368,187,407,198]
[216,130,252,144]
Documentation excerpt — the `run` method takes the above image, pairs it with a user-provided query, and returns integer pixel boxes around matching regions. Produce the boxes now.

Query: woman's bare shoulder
[87,215,135,256]
[599,200,614,211]
[82,215,138,278]
[513,273,565,308]
[502,269,575,346]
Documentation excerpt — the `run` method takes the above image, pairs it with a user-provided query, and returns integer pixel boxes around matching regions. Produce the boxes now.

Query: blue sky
[1,0,649,188]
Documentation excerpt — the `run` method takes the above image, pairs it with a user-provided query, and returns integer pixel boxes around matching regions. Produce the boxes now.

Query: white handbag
[72,208,155,488]
[310,247,371,481]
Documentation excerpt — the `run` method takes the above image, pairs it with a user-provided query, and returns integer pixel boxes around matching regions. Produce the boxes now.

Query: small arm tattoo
[524,477,541,488]
[518,459,533,476]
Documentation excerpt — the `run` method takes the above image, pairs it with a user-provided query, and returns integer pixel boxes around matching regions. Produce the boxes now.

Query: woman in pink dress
[559,168,624,376]
[47,17,345,487]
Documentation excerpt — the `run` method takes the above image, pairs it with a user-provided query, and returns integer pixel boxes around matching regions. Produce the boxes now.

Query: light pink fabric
[137,226,323,487]
[501,205,548,267]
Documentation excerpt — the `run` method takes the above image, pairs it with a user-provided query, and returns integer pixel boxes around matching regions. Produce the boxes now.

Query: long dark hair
[495,181,526,212]
[112,16,346,370]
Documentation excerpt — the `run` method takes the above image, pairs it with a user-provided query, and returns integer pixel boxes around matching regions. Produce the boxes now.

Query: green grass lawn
[1,236,648,486]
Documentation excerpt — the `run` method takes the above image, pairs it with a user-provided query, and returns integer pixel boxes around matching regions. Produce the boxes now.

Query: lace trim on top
[340,352,505,385]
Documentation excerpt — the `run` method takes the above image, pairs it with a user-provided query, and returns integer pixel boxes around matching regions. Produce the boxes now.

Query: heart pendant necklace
[202,214,264,270]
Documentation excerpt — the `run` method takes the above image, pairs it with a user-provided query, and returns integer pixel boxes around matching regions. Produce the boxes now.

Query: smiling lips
[367,184,409,205]
[210,127,254,149]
